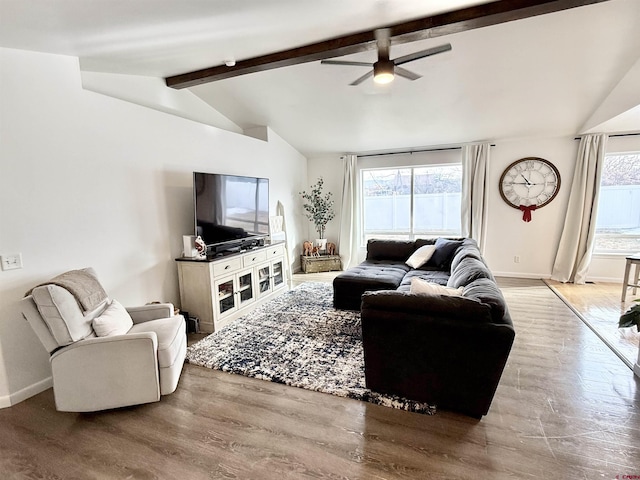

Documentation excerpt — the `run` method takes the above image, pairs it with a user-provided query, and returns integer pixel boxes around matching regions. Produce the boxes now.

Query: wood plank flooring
[1,276,639,479]
[546,279,640,369]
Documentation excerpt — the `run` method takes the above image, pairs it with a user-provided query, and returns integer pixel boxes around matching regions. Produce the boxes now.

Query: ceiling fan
[321,28,451,86]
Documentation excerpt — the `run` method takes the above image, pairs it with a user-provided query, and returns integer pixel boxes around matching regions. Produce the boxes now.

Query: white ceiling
[1,0,639,157]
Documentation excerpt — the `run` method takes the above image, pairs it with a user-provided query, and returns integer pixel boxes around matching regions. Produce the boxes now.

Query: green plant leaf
[619,303,640,332]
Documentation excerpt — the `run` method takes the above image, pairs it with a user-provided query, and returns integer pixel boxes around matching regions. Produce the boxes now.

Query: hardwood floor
[546,279,640,369]
[1,276,639,479]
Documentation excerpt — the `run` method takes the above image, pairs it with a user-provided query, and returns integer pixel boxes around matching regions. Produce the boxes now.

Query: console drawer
[243,250,267,267]
[266,244,285,258]
[212,257,243,276]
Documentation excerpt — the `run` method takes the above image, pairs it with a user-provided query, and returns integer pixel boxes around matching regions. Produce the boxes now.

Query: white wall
[308,134,640,282]
[484,137,578,278]
[305,157,343,245]
[0,47,307,406]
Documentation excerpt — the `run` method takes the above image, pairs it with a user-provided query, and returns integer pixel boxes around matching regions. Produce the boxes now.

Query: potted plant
[620,299,640,377]
[300,177,335,250]
[619,299,640,331]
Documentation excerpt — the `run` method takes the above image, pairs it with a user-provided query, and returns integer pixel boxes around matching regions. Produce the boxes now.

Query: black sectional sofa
[333,237,515,418]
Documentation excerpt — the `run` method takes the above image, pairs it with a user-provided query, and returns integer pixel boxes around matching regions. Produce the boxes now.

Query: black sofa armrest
[361,290,515,418]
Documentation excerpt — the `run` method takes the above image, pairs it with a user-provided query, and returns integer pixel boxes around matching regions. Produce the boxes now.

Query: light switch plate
[1,253,23,270]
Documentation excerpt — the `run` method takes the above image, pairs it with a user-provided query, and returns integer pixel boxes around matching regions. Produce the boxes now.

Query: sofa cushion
[92,300,133,337]
[362,290,492,322]
[427,238,464,270]
[462,278,508,321]
[129,316,186,368]
[398,269,450,292]
[366,239,416,262]
[31,284,107,347]
[406,245,436,269]
[447,257,494,289]
[450,239,484,272]
[414,238,437,249]
[410,278,463,297]
[336,260,410,289]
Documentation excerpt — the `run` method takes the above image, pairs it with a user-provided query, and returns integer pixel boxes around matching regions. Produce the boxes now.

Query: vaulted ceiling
[1,0,639,157]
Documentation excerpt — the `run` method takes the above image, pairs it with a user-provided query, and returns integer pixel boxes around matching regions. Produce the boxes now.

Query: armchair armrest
[126,303,175,324]
[50,332,160,411]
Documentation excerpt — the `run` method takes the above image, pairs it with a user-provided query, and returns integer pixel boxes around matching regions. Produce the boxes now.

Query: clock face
[499,157,561,209]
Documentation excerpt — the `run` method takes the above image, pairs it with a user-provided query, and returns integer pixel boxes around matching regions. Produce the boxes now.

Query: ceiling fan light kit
[373,60,394,84]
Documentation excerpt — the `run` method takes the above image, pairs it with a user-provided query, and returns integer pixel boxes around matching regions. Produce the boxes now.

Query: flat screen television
[194,172,269,255]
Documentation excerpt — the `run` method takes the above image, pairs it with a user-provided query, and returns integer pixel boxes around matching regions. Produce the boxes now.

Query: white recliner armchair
[20,268,186,412]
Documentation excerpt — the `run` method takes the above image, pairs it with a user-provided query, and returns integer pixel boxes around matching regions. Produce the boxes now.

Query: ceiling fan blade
[395,67,421,81]
[321,60,374,67]
[375,28,391,60]
[393,43,452,66]
[350,70,374,86]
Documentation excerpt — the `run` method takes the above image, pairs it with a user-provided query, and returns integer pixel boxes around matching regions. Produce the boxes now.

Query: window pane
[594,153,640,253]
[413,165,462,235]
[361,163,462,242]
[362,168,411,235]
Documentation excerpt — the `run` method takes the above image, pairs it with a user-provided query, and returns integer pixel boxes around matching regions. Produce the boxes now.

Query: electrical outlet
[514,255,520,264]
[1,253,23,270]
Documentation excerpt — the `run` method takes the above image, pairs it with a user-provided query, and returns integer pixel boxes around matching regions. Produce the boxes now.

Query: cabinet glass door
[272,260,284,288]
[237,270,254,306]
[257,264,271,297]
[216,278,236,315]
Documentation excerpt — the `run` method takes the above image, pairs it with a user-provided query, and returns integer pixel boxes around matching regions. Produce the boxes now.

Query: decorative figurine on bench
[326,242,336,255]
[303,241,314,256]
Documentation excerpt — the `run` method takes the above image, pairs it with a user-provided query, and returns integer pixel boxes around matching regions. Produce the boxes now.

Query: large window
[594,152,640,253]
[361,164,462,242]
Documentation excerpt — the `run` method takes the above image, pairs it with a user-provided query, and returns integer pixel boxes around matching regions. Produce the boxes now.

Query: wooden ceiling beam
[165,0,608,89]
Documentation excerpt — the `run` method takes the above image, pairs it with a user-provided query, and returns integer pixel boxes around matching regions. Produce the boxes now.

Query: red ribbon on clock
[519,204,537,222]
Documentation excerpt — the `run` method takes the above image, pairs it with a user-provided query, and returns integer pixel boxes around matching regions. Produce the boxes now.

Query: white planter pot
[315,239,327,252]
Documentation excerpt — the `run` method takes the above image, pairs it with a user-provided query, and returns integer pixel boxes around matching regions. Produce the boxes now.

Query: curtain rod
[574,132,640,140]
[356,144,496,158]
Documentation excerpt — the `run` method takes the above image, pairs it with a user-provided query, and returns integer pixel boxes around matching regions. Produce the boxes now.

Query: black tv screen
[194,172,269,248]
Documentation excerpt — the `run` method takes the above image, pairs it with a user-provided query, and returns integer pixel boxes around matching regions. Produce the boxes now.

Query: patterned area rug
[186,282,436,414]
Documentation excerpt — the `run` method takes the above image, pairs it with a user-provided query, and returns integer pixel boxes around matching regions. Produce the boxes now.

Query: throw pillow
[92,299,133,337]
[428,237,464,270]
[406,245,436,269]
[410,277,463,297]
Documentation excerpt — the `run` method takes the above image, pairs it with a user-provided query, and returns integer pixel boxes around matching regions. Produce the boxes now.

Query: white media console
[176,242,287,333]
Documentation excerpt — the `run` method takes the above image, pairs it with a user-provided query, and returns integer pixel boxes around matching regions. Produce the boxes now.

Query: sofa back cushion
[462,278,508,322]
[447,257,494,289]
[450,240,484,272]
[31,285,108,348]
[366,239,416,261]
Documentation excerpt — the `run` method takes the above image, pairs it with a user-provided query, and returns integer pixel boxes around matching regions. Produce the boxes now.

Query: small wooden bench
[301,255,342,274]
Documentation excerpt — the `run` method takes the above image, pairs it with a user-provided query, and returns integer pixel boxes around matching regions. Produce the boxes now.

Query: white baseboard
[584,276,623,284]
[0,376,52,409]
[491,271,551,280]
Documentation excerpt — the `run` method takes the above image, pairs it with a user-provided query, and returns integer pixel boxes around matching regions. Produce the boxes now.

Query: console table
[176,242,286,333]
[301,254,342,274]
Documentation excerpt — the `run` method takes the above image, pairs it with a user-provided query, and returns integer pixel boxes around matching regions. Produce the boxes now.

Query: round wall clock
[499,157,561,222]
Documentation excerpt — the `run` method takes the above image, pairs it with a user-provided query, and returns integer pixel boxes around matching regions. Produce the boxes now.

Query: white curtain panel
[461,143,490,254]
[551,134,608,284]
[338,154,359,269]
